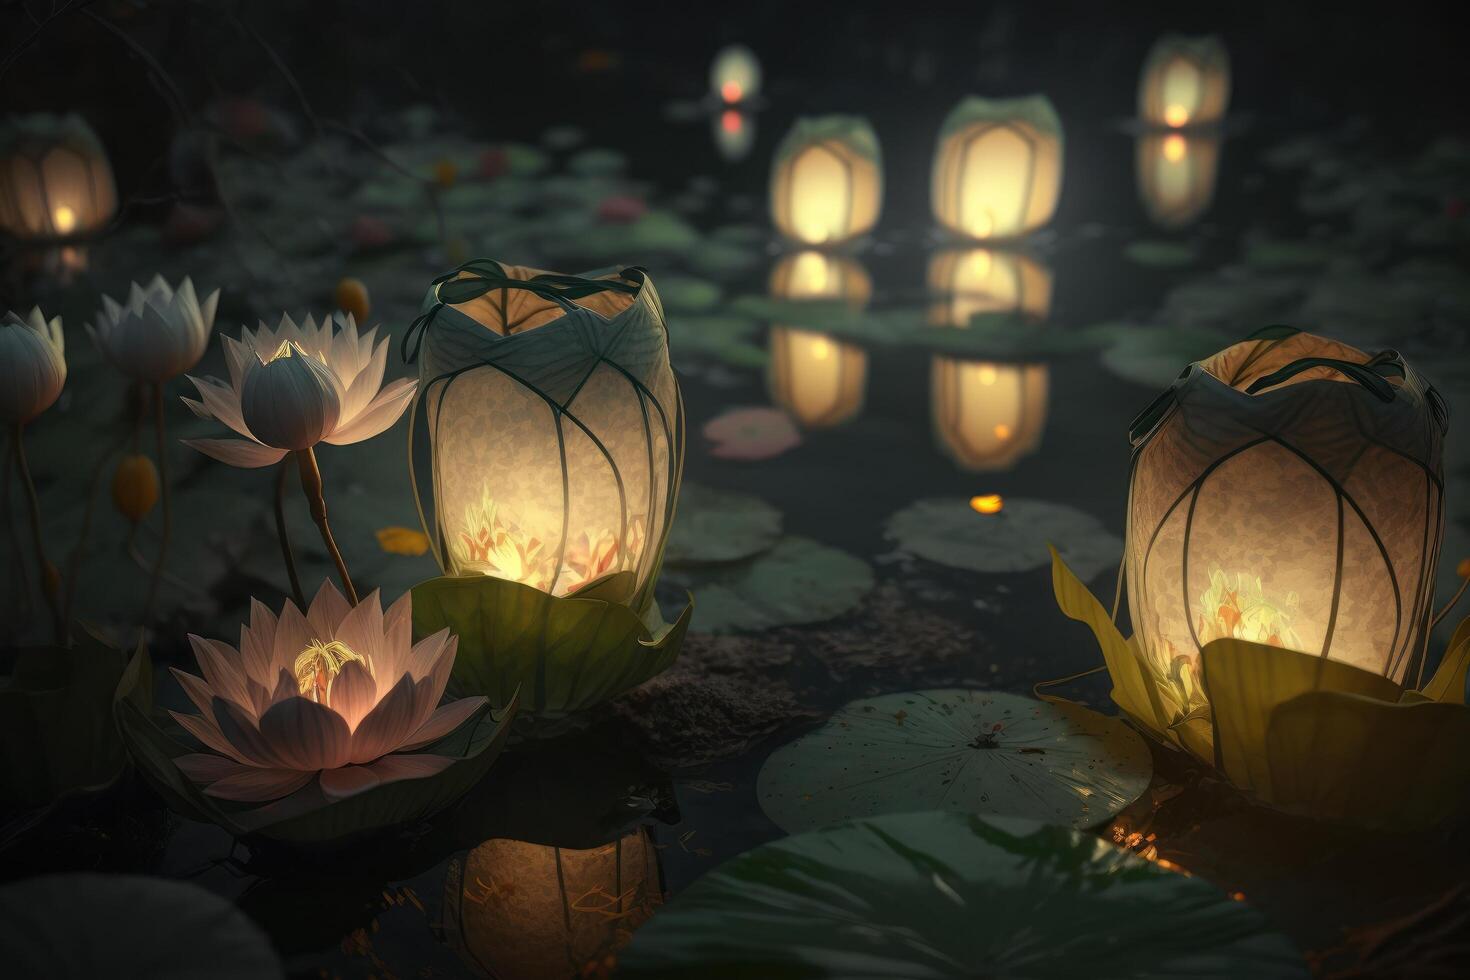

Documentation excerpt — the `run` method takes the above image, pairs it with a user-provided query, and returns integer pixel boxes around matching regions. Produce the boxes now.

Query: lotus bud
[240,341,342,450]
[89,275,219,382]
[334,277,370,323]
[0,307,66,424]
[112,454,160,522]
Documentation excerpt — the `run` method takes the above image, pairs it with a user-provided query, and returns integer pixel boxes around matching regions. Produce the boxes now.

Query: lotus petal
[212,697,289,769]
[306,579,351,641]
[169,710,255,766]
[329,659,378,731]
[203,767,316,803]
[257,696,351,771]
[323,377,416,445]
[349,674,419,763]
[399,696,486,751]
[181,438,287,468]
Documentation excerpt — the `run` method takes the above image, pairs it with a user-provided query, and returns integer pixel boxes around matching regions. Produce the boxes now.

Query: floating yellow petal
[376,525,431,557]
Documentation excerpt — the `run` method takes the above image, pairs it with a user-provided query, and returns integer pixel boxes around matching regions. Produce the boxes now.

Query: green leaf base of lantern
[1,631,129,810]
[409,572,693,720]
[113,646,516,847]
[1051,546,1470,833]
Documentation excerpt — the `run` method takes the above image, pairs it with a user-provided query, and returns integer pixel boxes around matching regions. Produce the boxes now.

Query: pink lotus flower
[170,582,487,803]
[597,195,646,224]
[703,406,802,461]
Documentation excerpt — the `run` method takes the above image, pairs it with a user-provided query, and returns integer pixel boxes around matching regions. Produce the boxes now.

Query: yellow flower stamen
[293,639,371,705]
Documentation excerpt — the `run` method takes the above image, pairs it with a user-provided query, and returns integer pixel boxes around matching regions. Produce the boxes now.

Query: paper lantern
[1136,131,1221,229]
[928,249,1051,471]
[713,108,756,162]
[1138,35,1231,129]
[1126,330,1445,719]
[770,116,882,246]
[931,96,1063,241]
[710,44,761,104]
[767,251,870,428]
[0,114,117,242]
[441,829,663,980]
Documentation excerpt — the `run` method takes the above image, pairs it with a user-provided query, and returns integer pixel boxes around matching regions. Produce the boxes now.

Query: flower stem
[12,423,63,644]
[2,433,36,631]
[274,457,305,608]
[140,382,172,628]
[295,446,357,604]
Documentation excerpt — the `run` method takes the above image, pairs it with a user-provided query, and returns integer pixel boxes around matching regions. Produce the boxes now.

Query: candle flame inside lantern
[970,494,1004,514]
[1163,104,1190,128]
[722,81,743,103]
[721,109,742,134]
[53,205,76,234]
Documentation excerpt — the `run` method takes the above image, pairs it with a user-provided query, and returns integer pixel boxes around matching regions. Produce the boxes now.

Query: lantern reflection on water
[928,248,1051,471]
[710,44,761,105]
[1138,35,1231,129]
[442,828,663,980]
[931,96,1063,241]
[768,251,870,428]
[713,108,755,162]
[770,116,882,246]
[1136,130,1222,229]
[0,114,117,242]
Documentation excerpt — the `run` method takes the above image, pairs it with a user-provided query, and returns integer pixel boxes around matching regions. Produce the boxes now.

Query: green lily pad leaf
[666,315,766,367]
[730,296,924,346]
[0,873,283,978]
[657,275,722,313]
[1090,322,1232,389]
[687,241,764,280]
[618,811,1308,978]
[0,631,129,807]
[757,690,1151,833]
[410,574,691,717]
[113,646,516,845]
[665,482,783,567]
[542,208,700,263]
[917,313,1101,360]
[666,536,873,633]
[567,147,627,177]
[1124,239,1200,268]
[885,497,1122,583]
[1242,237,1339,271]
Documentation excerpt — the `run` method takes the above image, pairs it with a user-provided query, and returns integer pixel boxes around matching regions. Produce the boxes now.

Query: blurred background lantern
[928,248,1051,471]
[713,107,756,162]
[1138,34,1231,129]
[1126,330,1446,725]
[415,263,682,610]
[767,250,870,428]
[440,828,663,980]
[770,116,882,247]
[709,44,761,105]
[1136,130,1222,229]
[930,96,1063,241]
[0,114,117,243]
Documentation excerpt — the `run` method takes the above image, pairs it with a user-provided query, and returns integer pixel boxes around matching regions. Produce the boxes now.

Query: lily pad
[667,315,766,368]
[666,536,873,633]
[1124,239,1200,268]
[703,406,801,461]
[618,811,1308,978]
[567,147,627,177]
[885,497,1122,583]
[1090,322,1232,389]
[688,240,765,280]
[0,874,283,978]
[665,482,783,567]
[757,690,1151,833]
[657,275,722,313]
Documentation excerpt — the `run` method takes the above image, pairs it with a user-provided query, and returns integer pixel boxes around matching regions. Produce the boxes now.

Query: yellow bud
[376,526,431,556]
[112,454,160,522]
[433,158,457,188]
[1458,558,1470,579]
[335,277,370,324]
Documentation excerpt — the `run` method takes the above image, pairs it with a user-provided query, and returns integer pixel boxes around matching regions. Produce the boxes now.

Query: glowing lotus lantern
[1053,327,1470,830]
[931,96,1063,241]
[928,249,1051,471]
[0,114,117,242]
[710,44,761,105]
[1136,131,1222,229]
[767,251,870,428]
[407,260,691,717]
[1138,35,1231,129]
[442,828,662,979]
[770,116,882,247]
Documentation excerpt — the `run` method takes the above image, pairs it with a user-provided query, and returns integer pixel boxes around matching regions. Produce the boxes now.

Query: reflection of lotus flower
[170,582,487,802]
[89,275,219,382]
[0,307,65,424]
[181,312,416,467]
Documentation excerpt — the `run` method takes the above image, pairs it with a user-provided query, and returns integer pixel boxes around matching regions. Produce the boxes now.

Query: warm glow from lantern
[710,44,761,104]
[721,110,741,133]
[928,248,1052,327]
[770,118,882,246]
[1137,131,1222,229]
[1126,332,1445,726]
[1138,36,1231,129]
[766,251,871,428]
[722,81,743,104]
[714,109,755,161]
[977,364,999,386]
[931,95,1063,240]
[52,205,76,233]
[970,494,1004,514]
[0,114,118,242]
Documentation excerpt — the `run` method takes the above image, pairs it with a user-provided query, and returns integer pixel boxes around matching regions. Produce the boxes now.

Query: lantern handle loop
[1243,353,1404,402]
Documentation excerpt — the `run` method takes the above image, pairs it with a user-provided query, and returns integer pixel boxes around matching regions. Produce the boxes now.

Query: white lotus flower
[181,312,416,468]
[240,339,343,451]
[0,307,66,424]
[170,581,487,802]
[89,275,219,382]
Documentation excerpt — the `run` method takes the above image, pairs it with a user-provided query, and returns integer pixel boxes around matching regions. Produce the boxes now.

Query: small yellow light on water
[721,81,743,103]
[1163,104,1190,128]
[53,205,76,234]
[993,423,1012,440]
[977,365,998,386]
[970,494,1003,515]
[721,109,742,134]
[1162,134,1187,162]
[967,250,993,280]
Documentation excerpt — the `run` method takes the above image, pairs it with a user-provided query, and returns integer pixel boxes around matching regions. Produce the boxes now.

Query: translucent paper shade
[928,249,1052,471]
[420,264,682,605]
[770,117,882,246]
[1136,131,1221,229]
[710,44,761,103]
[713,108,756,162]
[1127,332,1445,722]
[1138,35,1231,128]
[443,829,662,980]
[767,251,870,428]
[0,114,117,241]
[931,96,1063,240]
